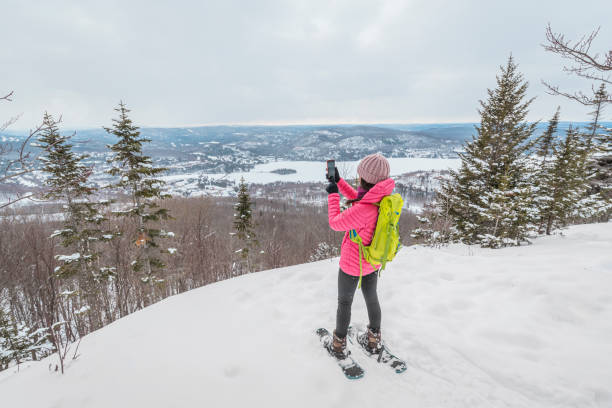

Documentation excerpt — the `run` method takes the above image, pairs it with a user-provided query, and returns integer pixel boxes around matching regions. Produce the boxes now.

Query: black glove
[326,182,339,194]
[326,167,341,183]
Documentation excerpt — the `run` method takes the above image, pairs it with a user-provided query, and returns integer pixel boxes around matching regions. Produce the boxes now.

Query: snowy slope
[1,223,611,408]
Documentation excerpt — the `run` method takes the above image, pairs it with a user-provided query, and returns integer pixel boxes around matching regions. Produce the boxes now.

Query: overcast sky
[2,0,611,129]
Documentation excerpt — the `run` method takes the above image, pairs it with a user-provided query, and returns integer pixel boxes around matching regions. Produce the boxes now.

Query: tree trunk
[546,213,554,235]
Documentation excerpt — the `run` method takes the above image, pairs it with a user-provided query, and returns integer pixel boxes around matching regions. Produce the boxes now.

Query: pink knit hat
[357,153,390,184]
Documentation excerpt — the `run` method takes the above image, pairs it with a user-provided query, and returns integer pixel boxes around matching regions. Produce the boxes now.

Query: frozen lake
[194,158,461,184]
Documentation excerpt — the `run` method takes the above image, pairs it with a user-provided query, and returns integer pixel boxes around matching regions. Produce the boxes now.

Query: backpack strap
[349,229,364,288]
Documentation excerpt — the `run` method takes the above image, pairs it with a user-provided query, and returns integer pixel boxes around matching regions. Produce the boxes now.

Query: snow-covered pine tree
[0,309,15,370]
[594,124,612,214]
[410,199,454,247]
[572,84,612,221]
[538,126,587,233]
[580,84,611,220]
[533,109,561,234]
[37,113,113,331]
[0,310,51,371]
[481,170,514,247]
[437,56,537,247]
[38,113,111,277]
[309,242,339,262]
[233,177,257,266]
[105,102,172,285]
[532,98,609,234]
[536,108,561,160]
[582,84,607,153]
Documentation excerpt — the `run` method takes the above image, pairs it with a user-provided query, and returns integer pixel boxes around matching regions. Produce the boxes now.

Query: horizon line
[5,119,607,132]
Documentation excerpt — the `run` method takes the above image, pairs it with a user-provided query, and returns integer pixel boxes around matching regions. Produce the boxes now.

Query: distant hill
[62,124,465,159]
[1,124,465,178]
[1,122,609,189]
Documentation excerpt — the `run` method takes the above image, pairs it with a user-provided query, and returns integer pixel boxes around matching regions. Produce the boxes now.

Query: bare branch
[0,192,37,210]
[543,24,611,73]
[3,116,63,176]
[541,80,612,105]
[542,24,612,106]
[1,91,19,160]
[0,91,14,102]
[570,70,612,85]
[1,114,68,209]
[0,168,34,184]
[1,113,22,133]
[72,337,83,360]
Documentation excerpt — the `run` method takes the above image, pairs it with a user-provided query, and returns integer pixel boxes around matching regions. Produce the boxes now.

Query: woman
[325,153,395,357]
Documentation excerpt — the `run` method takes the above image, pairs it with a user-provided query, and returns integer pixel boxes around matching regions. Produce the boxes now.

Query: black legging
[335,268,381,338]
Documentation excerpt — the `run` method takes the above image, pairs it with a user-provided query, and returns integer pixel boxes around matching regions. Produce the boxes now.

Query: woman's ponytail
[346,178,375,206]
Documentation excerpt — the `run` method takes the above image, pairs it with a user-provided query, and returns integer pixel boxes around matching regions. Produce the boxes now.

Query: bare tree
[542,24,612,105]
[48,321,71,374]
[0,91,17,153]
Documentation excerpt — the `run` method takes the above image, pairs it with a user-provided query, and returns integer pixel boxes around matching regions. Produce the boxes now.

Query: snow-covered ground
[1,223,611,407]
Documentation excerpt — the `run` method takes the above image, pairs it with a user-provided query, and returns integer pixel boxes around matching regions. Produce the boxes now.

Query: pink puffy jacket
[328,177,396,277]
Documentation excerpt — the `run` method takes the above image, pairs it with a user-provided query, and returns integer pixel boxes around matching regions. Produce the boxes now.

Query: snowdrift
[1,223,611,408]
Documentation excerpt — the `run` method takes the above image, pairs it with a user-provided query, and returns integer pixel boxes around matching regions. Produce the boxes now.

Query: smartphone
[326,159,335,180]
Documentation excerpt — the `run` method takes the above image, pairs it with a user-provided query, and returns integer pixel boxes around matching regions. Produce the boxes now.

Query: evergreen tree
[309,242,339,262]
[575,84,611,220]
[595,124,612,214]
[543,23,612,219]
[38,113,111,279]
[37,113,113,331]
[535,108,561,160]
[436,56,537,247]
[540,126,587,233]
[105,102,171,285]
[0,309,14,370]
[37,113,92,202]
[233,177,257,263]
[532,93,609,234]
[0,310,51,371]
[410,200,454,247]
[533,109,561,234]
[582,84,607,153]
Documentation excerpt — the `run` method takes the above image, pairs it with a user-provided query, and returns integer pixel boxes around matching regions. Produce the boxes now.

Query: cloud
[1,0,610,129]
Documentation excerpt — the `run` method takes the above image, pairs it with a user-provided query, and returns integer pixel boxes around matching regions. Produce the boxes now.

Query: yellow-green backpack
[349,193,404,288]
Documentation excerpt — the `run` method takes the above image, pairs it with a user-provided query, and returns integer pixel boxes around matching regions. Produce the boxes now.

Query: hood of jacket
[358,178,395,204]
